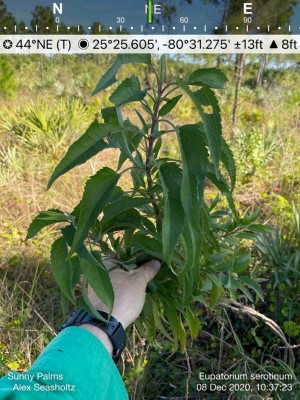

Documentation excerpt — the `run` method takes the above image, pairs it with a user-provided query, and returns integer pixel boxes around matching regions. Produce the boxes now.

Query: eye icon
[3,39,13,49]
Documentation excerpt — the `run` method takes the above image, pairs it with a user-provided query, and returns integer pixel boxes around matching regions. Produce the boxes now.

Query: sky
[3,0,300,33]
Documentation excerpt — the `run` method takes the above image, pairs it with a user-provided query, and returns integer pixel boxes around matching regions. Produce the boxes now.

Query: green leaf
[233,253,251,274]
[102,196,153,224]
[114,130,142,168]
[79,281,110,322]
[235,232,256,240]
[208,273,223,289]
[109,75,147,107]
[165,301,179,351]
[135,109,148,133]
[243,207,261,224]
[26,209,69,240]
[180,222,196,271]
[142,294,156,341]
[50,237,75,303]
[187,68,228,89]
[200,276,212,291]
[177,78,222,172]
[61,293,69,319]
[131,233,163,260]
[93,54,151,95]
[143,293,153,319]
[71,168,119,254]
[61,225,108,280]
[209,282,221,309]
[182,268,199,304]
[47,120,119,189]
[159,94,182,117]
[209,194,220,211]
[238,276,264,301]
[177,125,208,270]
[79,257,114,312]
[254,336,264,348]
[101,107,119,125]
[130,168,146,189]
[152,300,172,341]
[235,280,254,302]
[153,136,162,158]
[207,168,238,217]
[247,224,269,234]
[221,137,236,190]
[186,307,200,339]
[70,256,81,288]
[61,225,110,312]
[108,119,143,169]
[159,162,185,265]
[177,124,208,231]
[102,209,144,234]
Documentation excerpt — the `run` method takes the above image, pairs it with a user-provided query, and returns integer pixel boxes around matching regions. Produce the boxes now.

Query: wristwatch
[59,309,126,362]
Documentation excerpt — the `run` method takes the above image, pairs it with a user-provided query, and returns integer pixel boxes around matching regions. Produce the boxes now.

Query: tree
[91,21,104,34]
[17,21,29,34]
[203,0,297,126]
[0,0,16,30]
[59,23,85,34]
[69,24,85,34]
[232,53,245,127]
[31,6,57,34]
[222,0,297,34]
[256,54,268,87]
[156,0,192,32]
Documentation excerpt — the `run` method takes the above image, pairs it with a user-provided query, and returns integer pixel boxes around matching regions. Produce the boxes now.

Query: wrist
[80,311,127,362]
[110,312,128,330]
[95,306,129,330]
[59,309,127,362]
[80,323,113,356]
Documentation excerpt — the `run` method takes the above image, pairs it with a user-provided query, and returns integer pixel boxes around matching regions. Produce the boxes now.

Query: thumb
[136,260,161,284]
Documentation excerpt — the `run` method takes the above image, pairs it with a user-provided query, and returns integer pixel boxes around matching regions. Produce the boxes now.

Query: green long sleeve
[0,327,128,400]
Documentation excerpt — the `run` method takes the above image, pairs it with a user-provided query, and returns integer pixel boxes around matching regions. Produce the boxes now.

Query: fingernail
[152,260,161,271]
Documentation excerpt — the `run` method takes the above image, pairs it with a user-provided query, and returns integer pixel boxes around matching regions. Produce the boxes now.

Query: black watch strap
[59,309,126,363]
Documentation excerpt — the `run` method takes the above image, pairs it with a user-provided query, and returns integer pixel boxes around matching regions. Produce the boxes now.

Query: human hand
[87,260,161,329]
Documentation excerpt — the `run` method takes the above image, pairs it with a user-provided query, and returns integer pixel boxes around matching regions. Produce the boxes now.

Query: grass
[0,54,300,398]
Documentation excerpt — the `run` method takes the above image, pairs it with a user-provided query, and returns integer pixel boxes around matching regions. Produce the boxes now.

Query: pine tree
[31,6,57,33]
[0,0,16,31]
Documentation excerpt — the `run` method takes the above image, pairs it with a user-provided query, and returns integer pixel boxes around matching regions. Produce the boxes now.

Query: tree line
[0,0,115,34]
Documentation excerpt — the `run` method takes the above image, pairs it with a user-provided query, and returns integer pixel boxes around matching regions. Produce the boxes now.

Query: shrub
[0,58,17,98]
[26,55,266,350]
[0,99,94,156]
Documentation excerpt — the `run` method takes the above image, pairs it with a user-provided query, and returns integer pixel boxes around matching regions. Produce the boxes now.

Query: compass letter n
[53,3,63,15]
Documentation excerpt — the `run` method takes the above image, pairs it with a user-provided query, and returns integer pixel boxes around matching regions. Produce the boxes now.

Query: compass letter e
[244,3,252,14]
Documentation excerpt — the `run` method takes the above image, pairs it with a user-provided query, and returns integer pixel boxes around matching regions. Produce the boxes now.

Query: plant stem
[164,86,179,98]
[145,65,164,231]
[161,81,177,94]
